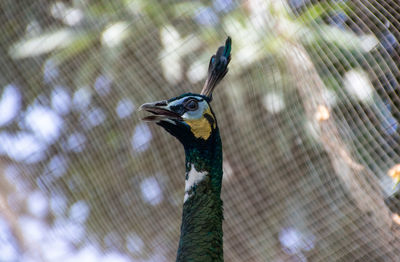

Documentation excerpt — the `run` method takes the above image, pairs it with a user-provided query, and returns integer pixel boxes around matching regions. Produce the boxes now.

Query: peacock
[140,37,231,262]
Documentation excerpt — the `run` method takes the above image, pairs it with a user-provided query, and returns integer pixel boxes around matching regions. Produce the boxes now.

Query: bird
[139,37,231,262]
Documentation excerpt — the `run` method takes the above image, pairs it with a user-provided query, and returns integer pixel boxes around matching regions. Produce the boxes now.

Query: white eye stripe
[167,96,206,107]
[181,101,208,120]
[167,98,186,107]
[168,96,202,107]
[166,96,208,120]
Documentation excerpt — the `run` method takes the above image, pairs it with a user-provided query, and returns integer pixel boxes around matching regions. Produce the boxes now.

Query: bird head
[140,93,217,145]
[139,37,231,147]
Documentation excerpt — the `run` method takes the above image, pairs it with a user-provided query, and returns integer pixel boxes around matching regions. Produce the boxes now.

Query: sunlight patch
[0,132,45,163]
[0,84,21,127]
[27,190,48,218]
[69,200,90,224]
[344,70,374,102]
[94,74,112,97]
[126,233,144,254]
[140,177,163,205]
[263,92,285,113]
[51,86,71,115]
[131,123,152,152]
[67,132,86,152]
[160,26,182,85]
[102,22,129,47]
[116,98,135,119]
[25,106,63,143]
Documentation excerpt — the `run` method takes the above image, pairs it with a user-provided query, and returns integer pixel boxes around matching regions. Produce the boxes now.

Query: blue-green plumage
[223,37,231,58]
[178,131,223,261]
[140,37,231,262]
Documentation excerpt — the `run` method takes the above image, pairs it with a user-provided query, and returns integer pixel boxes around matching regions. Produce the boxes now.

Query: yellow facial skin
[185,107,216,140]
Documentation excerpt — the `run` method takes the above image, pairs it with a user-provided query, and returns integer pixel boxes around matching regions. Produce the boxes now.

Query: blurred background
[1,0,400,261]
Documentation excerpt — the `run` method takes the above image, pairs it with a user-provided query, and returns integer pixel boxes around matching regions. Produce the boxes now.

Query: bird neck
[176,131,224,262]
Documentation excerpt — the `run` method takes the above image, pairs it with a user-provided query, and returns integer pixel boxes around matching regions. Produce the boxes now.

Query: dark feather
[201,37,232,100]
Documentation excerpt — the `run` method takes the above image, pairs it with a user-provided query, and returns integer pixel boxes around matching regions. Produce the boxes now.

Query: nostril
[155,101,167,106]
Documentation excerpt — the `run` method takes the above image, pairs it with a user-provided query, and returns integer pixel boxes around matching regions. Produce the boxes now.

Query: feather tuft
[200,37,231,100]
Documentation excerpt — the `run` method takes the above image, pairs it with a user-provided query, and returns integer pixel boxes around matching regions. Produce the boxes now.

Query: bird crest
[200,37,232,100]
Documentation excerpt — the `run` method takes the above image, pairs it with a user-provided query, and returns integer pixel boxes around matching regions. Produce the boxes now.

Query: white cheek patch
[184,164,208,202]
[168,97,187,107]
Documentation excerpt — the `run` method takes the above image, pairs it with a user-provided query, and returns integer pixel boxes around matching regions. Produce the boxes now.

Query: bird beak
[139,100,182,122]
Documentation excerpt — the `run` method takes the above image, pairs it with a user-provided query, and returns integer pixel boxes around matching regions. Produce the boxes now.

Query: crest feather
[200,37,232,100]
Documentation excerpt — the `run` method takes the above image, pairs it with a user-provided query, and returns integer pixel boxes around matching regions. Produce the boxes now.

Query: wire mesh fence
[1,0,400,261]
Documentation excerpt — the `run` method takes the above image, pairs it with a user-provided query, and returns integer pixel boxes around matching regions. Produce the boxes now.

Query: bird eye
[184,99,198,111]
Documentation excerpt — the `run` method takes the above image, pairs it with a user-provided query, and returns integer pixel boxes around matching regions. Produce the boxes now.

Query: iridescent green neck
[176,131,224,262]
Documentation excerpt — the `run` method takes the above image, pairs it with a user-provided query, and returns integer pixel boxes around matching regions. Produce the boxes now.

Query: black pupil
[186,100,197,110]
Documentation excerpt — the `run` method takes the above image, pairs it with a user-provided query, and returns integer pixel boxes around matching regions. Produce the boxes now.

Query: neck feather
[176,131,223,262]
